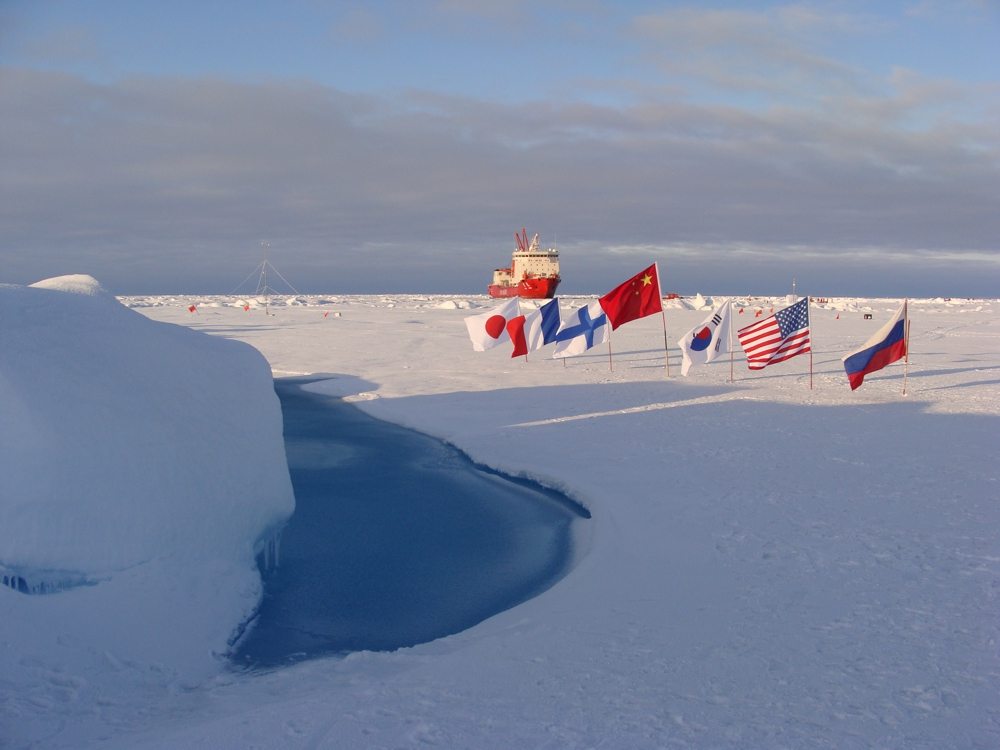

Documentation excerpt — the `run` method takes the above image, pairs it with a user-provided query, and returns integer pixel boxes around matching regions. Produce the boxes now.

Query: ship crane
[515,228,527,252]
[514,228,541,254]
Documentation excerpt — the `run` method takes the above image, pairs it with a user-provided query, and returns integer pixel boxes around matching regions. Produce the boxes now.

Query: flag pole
[808,295,813,390]
[661,311,670,377]
[729,301,734,383]
[902,298,909,396]
[518,297,527,362]
[608,329,613,371]
[656,262,669,377]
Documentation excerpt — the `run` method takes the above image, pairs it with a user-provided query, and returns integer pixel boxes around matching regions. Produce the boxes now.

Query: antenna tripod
[230,242,300,314]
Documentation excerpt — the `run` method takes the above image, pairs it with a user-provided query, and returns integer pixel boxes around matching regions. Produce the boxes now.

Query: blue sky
[1,1,998,295]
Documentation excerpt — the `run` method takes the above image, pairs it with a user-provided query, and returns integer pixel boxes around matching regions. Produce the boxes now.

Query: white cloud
[0,66,996,294]
[330,7,386,42]
[17,24,107,67]
[630,7,867,100]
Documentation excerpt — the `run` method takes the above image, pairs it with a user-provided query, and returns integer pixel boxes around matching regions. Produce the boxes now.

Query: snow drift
[0,276,294,686]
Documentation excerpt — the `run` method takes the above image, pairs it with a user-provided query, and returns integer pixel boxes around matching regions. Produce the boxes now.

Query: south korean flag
[678,299,733,376]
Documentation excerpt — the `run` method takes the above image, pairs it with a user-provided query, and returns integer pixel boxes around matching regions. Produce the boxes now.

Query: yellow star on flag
[641,273,653,286]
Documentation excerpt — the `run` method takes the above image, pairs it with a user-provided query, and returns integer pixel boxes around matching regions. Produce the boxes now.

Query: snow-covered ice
[3,289,999,748]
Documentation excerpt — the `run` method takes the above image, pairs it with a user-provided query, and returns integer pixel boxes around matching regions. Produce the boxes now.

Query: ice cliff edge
[0,276,294,577]
[0,276,294,679]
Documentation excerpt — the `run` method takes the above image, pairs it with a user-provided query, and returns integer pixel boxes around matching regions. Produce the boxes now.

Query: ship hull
[488,277,560,299]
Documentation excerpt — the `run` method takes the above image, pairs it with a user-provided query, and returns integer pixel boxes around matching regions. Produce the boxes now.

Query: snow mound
[691,293,714,310]
[1,279,294,579]
[0,278,294,684]
[28,273,106,296]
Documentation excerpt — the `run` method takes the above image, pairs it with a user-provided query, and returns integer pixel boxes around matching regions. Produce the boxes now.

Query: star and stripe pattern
[737,298,811,370]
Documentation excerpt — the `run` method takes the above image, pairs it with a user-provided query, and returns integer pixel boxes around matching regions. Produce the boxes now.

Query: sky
[1,1,998,296]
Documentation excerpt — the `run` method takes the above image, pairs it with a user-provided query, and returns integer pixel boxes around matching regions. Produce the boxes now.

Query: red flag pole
[902,298,909,396]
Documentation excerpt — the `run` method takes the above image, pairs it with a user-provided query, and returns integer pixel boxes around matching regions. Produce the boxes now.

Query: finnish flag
[552,301,610,358]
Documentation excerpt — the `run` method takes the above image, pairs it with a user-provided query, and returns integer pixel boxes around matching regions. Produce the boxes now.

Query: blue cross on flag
[552,301,610,358]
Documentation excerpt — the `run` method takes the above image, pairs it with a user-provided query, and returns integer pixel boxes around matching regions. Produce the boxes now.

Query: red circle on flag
[485,315,506,339]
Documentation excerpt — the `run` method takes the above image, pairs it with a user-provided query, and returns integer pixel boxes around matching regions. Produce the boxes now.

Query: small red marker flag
[324,312,329,317]
[188,305,197,313]
[244,304,250,311]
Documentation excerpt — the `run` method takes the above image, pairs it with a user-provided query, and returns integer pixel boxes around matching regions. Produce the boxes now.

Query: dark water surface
[232,378,589,668]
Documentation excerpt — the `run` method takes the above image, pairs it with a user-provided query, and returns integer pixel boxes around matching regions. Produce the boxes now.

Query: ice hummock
[0,276,294,686]
[1,277,294,578]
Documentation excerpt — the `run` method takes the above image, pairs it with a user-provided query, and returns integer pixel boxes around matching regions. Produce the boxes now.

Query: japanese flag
[464,299,520,352]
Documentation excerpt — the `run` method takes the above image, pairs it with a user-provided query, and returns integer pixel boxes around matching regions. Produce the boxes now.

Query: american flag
[737,298,810,370]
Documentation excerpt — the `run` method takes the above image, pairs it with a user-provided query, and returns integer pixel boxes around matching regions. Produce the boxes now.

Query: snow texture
[4,290,1000,748]
[0,278,294,733]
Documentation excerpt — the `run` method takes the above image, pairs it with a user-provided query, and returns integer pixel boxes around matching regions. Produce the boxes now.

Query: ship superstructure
[488,228,561,299]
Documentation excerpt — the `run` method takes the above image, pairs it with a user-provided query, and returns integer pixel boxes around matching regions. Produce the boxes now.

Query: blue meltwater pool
[231,378,589,668]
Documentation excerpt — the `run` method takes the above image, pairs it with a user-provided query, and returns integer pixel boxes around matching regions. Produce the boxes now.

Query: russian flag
[842,301,908,390]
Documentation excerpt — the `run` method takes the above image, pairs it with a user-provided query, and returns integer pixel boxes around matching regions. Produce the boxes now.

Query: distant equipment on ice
[231,242,299,315]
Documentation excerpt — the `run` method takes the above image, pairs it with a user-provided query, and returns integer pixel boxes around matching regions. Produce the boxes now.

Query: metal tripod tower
[231,243,299,314]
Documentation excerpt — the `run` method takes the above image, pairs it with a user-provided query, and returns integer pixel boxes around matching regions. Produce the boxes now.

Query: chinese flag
[598,264,662,330]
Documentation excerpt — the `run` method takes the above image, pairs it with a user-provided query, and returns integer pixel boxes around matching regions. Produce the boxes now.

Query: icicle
[0,565,91,595]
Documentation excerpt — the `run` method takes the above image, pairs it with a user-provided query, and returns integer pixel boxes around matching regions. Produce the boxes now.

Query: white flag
[552,301,609,358]
[678,299,733,376]
[464,299,520,351]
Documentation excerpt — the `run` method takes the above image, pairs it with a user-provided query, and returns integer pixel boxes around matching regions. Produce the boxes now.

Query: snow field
[5,290,998,747]
[106,293,999,749]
